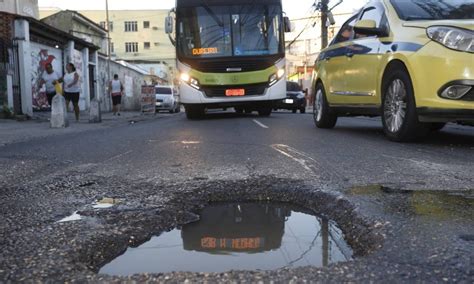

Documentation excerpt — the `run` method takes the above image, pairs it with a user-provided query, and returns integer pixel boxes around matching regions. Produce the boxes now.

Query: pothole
[100,202,353,275]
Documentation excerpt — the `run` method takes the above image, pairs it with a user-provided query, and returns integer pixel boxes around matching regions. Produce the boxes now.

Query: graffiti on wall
[31,43,63,110]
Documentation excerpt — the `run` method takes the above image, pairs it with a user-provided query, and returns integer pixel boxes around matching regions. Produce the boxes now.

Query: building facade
[0,11,100,117]
[0,0,39,19]
[40,9,176,83]
[40,10,108,54]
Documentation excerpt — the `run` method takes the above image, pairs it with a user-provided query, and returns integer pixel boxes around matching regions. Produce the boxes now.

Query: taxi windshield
[390,0,474,21]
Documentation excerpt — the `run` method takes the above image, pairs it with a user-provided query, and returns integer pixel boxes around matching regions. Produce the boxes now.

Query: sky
[38,0,368,17]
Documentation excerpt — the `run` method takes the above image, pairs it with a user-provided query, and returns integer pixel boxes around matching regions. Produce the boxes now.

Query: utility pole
[105,0,111,104]
[320,0,329,49]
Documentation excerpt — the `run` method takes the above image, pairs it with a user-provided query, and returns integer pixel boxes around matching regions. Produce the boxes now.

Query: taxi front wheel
[313,83,337,129]
[381,68,429,142]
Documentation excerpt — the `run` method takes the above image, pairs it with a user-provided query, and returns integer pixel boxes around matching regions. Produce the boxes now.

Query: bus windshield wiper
[202,0,224,27]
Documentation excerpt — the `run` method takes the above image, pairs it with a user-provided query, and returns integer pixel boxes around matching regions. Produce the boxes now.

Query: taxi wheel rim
[384,79,407,133]
[314,89,323,122]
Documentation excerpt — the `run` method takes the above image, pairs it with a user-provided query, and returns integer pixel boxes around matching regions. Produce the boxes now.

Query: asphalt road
[1,110,473,282]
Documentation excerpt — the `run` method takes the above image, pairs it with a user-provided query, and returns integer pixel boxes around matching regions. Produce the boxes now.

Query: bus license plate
[226,89,245,96]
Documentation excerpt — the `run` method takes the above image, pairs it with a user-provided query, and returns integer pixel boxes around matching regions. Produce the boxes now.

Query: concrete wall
[0,0,39,19]
[97,56,147,112]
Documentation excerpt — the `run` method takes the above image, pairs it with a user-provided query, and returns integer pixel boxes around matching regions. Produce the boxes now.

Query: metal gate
[0,38,21,114]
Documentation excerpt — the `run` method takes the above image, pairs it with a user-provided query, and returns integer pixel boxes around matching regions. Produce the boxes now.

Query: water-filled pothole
[100,202,353,275]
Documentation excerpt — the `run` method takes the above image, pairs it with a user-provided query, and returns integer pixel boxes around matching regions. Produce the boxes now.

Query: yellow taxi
[313,0,474,141]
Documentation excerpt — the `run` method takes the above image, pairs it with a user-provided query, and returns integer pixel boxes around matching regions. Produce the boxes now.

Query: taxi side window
[333,17,357,45]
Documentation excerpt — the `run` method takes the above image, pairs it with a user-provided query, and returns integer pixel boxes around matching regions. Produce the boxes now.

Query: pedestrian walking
[39,63,61,107]
[109,74,124,116]
[62,63,81,121]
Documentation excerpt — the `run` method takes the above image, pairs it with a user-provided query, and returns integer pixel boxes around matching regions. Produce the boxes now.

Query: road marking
[181,141,201,144]
[271,144,346,182]
[103,150,133,163]
[271,144,313,172]
[253,119,269,129]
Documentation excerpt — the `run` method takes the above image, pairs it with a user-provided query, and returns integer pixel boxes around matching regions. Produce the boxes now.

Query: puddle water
[100,202,353,275]
[349,185,473,219]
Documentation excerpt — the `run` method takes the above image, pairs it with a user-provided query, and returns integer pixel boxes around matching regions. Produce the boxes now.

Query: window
[125,42,139,53]
[110,42,114,53]
[144,21,150,28]
[177,4,283,58]
[390,0,474,21]
[144,42,151,49]
[99,21,106,29]
[332,16,357,44]
[108,22,114,32]
[125,21,138,32]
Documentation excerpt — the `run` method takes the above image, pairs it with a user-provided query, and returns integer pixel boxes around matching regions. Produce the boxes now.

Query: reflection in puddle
[100,203,352,275]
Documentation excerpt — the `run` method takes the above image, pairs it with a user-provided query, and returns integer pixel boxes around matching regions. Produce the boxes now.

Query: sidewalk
[0,111,162,147]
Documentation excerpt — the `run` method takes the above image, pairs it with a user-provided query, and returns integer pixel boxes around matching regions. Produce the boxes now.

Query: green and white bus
[166,0,290,119]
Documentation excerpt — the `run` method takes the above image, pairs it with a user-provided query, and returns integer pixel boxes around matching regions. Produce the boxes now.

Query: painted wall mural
[30,42,63,110]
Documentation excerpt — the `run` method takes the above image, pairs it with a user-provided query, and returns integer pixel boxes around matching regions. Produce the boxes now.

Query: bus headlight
[180,73,190,82]
[269,69,285,86]
[181,73,201,90]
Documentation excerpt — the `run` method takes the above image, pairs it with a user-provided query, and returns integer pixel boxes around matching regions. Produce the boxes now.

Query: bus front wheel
[185,105,205,120]
[258,106,272,117]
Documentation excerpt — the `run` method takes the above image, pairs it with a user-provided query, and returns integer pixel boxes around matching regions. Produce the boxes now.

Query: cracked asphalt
[0,111,473,283]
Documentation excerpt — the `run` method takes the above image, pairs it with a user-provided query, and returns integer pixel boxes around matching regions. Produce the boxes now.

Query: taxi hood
[403,20,474,31]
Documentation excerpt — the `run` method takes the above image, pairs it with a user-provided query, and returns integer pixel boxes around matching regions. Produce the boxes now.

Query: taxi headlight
[427,26,474,53]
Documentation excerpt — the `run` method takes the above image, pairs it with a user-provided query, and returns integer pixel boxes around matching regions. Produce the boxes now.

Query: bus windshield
[177,4,283,58]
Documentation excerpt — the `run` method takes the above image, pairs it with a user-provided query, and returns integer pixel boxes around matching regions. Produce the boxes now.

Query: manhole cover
[100,202,353,275]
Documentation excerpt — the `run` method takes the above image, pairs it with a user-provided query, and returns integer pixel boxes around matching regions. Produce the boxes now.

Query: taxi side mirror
[354,19,388,37]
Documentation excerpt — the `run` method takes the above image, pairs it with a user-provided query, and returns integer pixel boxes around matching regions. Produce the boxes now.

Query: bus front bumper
[179,78,286,105]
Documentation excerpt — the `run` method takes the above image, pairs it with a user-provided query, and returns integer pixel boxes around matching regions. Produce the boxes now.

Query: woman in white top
[39,63,61,107]
[62,63,81,121]
[109,74,124,116]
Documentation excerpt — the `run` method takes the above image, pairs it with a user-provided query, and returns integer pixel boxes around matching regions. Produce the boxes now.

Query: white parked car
[155,86,181,113]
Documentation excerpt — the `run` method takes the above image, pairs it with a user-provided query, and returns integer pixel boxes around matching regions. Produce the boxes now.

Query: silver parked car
[155,86,181,113]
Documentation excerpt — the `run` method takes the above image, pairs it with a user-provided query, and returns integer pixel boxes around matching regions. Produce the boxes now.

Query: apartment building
[40,9,176,82]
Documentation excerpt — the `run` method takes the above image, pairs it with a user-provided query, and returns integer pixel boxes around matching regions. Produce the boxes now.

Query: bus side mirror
[284,17,292,33]
[165,16,173,34]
